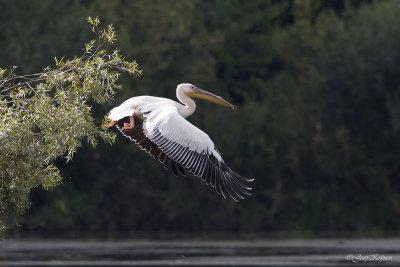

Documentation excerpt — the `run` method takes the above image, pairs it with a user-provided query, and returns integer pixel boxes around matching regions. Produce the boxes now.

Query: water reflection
[1,239,400,266]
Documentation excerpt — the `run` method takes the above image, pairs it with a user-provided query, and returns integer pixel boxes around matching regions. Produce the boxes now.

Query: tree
[0,17,141,235]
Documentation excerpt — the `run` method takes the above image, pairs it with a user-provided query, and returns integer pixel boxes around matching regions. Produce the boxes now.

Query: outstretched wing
[115,110,253,201]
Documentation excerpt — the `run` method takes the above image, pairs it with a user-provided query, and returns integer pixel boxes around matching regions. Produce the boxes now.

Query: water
[1,239,400,266]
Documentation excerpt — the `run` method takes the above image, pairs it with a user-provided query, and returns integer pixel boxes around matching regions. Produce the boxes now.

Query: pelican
[102,83,253,201]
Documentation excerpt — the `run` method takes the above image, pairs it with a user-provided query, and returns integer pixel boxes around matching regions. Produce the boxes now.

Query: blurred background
[2,0,400,238]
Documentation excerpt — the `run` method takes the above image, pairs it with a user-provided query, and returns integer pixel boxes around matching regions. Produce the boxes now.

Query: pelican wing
[113,105,252,201]
[139,108,253,201]
[115,116,188,176]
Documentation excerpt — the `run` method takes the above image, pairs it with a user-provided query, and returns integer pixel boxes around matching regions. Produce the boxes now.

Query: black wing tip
[222,171,254,202]
[238,177,254,183]
[187,162,254,202]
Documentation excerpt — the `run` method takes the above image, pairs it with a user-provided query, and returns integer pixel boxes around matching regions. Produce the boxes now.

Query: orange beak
[186,87,235,109]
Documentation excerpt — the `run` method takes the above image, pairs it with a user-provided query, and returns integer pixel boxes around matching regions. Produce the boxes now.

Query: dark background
[2,0,400,237]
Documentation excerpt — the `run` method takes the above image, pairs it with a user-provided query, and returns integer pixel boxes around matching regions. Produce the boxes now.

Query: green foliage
[0,18,141,231]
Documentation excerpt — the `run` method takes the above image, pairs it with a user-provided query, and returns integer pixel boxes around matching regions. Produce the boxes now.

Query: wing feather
[111,103,253,201]
[141,109,253,201]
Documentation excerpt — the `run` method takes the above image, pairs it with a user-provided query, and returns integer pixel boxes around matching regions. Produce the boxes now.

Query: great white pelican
[102,83,253,201]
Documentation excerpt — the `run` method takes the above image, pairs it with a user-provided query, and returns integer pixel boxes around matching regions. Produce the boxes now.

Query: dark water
[1,239,400,266]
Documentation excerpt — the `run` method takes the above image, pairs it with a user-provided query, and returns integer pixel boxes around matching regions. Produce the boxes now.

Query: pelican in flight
[102,83,253,201]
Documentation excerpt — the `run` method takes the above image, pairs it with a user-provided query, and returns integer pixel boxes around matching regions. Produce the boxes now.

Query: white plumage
[104,83,253,201]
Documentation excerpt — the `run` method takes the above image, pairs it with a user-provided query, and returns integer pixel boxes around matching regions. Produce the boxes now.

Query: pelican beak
[186,87,235,109]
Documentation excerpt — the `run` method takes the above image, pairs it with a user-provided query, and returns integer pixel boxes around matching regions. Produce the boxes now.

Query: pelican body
[103,83,253,201]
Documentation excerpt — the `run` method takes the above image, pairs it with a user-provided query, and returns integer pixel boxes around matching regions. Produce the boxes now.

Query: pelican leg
[101,121,116,128]
[122,113,135,130]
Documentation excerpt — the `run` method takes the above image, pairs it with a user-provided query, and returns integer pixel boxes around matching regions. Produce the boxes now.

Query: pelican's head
[177,83,235,109]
